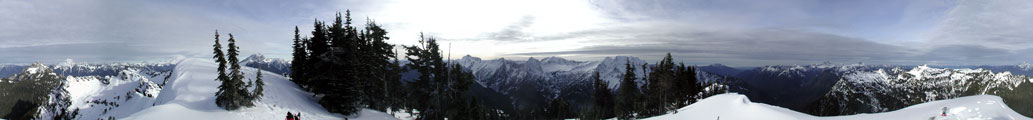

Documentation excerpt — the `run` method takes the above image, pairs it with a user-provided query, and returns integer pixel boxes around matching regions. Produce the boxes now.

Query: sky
[2,0,1033,66]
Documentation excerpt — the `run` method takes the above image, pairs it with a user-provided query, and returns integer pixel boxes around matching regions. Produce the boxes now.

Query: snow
[645,93,1031,120]
[121,58,395,120]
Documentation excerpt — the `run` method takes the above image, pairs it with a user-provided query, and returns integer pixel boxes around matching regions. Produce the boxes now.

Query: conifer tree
[404,33,445,119]
[213,30,229,83]
[642,53,677,116]
[309,20,329,58]
[546,98,574,119]
[616,59,641,119]
[212,30,236,110]
[228,33,255,109]
[592,71,615,119]
[290,26,308,86]
[253,66,264,100]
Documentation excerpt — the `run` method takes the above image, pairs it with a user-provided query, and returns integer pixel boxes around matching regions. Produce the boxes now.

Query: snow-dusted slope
[122,58,391,120]
[455,55,646,92]
[646,93,1031,120]
[57,64,170,120]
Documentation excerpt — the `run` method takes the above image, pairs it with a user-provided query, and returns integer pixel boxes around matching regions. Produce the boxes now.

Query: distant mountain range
[4,54,1031,118]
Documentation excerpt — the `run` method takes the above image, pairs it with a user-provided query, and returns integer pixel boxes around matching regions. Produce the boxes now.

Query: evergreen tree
[673,62,700,108]
[253,66,264,100]
[361,17,396,111]
[546,98,574,119]
[591,71,615,119]
[212,30,231,105]
[387,50,406,112]
[309,20,329,58]
[290,26,308,86]
[642,53,677,116]
[292,11,401,115]
[213,30,229,83]
[615,59,641,119]
[212,30,236,110]
[228,33,256,109]
[404,33,445,119]
[445,63,477,119]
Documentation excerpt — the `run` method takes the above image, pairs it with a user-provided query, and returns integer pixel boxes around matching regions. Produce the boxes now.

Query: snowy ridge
[38,62,173,119]
[646,93,1031,120]
[812,65,1033,116]
[125,58,392,120]
[455,55,647,94]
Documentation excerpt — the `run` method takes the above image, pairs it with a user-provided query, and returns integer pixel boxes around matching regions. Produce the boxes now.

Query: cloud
[489,16,536,41]
[0,0,350,64]
[927,0,1033,50]
[507,27,921,66]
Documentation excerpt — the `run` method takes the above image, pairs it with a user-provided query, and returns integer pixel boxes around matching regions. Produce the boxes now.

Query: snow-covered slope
[122,58,396,120]
[646,93,1031,120]
[56,63,171,120]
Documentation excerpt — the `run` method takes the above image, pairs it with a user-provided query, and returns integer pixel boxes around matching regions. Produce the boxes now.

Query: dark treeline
[262,10,728,119]
[287,10,499,119]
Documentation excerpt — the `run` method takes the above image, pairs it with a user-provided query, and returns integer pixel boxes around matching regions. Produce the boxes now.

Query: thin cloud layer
[1,0,1031,66]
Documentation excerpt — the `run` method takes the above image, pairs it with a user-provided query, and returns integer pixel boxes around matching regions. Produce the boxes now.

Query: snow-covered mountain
[729,63,898,111]
[645,93,1031,120]
[0,60,177,119]
[725,63,1033,117]
[452,55,738,112]
[808,65,1033,117]
[0,62,65,119]
[455,55,647,93]
[240,54,291,76]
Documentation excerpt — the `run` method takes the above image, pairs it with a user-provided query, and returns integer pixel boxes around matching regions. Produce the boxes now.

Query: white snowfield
[646,93,1031,120]
[122,58,396,120]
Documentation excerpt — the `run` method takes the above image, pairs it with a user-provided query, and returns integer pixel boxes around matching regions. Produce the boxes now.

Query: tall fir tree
[591,71,615,119]
[253,66,264,100]
[290,26,308,86]
[642,53,677,116]
[404,33,445,119]
[230,33,255,109]
[616,59,641,119]
[546,98,574,119]
[212,30,233,109]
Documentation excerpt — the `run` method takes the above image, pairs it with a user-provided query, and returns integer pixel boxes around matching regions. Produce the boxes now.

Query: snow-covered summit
[645,93,1031,120]
[25,62,50,75]
[240,53,288,65]
[7,62,60,82]
[240,54,291,76]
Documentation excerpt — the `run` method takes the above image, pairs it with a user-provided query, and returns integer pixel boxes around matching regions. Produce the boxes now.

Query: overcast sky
[2,0,1033,66]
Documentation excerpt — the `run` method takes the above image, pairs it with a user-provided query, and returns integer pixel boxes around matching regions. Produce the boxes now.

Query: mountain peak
[527,57,539,62]
[246,53,266,60]
[26,62,49,75]
[708,63,728,67]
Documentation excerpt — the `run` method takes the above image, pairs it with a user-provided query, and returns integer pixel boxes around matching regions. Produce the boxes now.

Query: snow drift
[119,58,393,120]
[646,93,1031,120]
